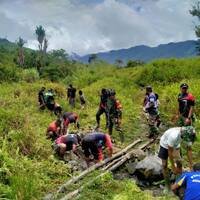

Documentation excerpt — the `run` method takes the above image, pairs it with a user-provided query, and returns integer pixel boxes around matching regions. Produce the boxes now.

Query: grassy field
[0,56,200,199]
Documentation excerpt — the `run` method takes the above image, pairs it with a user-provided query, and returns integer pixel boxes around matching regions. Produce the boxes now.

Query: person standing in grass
[38,87,46,109]
[79,90,86,109]
[67,84,77,108]
[96,88,109,130]
[106,89,123,142]
[143,86,161,138]
[177,83,195,126]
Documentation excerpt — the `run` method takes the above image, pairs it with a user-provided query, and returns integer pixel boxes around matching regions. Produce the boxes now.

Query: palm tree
[43,38,48,54]
[16,37,26,67]
[35,25,46,52]
[190,1,200,55]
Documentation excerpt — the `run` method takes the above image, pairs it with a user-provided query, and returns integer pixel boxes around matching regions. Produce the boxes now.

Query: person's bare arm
[108,148,113,158]
[171,183,179,191]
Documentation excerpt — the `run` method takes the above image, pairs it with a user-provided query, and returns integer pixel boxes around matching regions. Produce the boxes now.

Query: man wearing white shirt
[158,126,196,190]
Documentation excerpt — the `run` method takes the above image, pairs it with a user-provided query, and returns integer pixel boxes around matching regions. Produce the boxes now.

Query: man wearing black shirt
[67,84,77,108]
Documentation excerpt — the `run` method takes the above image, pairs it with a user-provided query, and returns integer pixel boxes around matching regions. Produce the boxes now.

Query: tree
[126,60,144,68]
[115,59,123,67]
[35,25,46,52]
[16,37,26,67]
[88,54,97,63]
[49,49,68,60]
[190,1,200,55]
[35,25,48,73]
[43,38,48,54]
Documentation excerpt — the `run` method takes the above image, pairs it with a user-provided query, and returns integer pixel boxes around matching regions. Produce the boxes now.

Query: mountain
[77,40,198,64]
[0,38,16,49]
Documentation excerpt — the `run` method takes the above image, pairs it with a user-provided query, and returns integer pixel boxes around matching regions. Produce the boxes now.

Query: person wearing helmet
[81,132,113,166]
[106,89,124,142]
[54,134,81,159]
[46,119,62,141]
[38,87,46,109]
[143,86,161,138]
[177,83,195,126]
[96,88,109,130]
[158,126,196,191]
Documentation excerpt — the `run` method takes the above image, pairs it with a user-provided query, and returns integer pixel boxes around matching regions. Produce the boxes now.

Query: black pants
[82,140,99,160]
[96,108,108,127]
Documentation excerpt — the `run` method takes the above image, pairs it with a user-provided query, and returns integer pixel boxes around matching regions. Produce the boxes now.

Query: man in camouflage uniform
[106,89,123,142]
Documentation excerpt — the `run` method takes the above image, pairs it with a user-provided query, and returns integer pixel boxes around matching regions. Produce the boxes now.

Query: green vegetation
[0,41,200,199]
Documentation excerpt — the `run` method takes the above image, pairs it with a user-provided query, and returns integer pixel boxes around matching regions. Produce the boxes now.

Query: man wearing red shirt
[46,119,62,141]
[82,132,113,166]
[178,83,195,126]
[54,134,81,158]
[62,112,80,134]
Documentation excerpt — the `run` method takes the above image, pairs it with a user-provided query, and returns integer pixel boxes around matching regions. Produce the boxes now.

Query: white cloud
[0,0,197,55]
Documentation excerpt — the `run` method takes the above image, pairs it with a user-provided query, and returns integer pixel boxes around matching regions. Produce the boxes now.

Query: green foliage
[134,58,200,86]
[0,63,21,82]
[190,1,200,55]
[78,173,175,200]
[126,60,145,68]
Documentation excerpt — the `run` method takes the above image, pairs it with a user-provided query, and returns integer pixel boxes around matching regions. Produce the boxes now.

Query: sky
[0,0,198,55]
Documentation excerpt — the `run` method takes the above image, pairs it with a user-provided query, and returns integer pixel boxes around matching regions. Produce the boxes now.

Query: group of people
[67,84,86,109]
[96,88,123,142]
[144,83,199,199]
[38,86,118,166]
[39,83,199,199]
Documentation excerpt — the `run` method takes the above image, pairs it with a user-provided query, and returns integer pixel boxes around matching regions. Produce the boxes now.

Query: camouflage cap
[181,126,196,145]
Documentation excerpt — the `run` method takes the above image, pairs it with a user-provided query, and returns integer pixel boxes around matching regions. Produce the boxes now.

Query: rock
[131,149,146,161]
[134,155,163,182]
[43,193,53,200]
[126,162,137,175]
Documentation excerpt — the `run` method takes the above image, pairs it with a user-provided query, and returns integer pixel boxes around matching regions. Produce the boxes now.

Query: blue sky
[0,0,198,55]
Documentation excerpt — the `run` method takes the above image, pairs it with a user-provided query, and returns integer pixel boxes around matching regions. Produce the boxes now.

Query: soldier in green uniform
[106,89,124,143]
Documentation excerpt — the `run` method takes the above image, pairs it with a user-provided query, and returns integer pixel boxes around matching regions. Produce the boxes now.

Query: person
[177,83,195,126]
[170,160,185,200]
[62,112,80,134]
[96,88,109,130]
[158,126,196,191]
[46,119,62,141]
[67,84,76,108]
[106,89,123,142]
[38,87,46,109]
[44,89,55,111]
[54,134,81,158]
[143,86,161,138]
[82,132,113,166]
[79,90,86,109]
[54,102,62,116]
[171,163,200,200]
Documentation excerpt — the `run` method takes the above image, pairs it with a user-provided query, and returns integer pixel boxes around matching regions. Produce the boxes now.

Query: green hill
[0,45,200,199]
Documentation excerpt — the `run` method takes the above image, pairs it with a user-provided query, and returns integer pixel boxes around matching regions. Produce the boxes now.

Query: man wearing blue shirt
[171,163,200,200]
